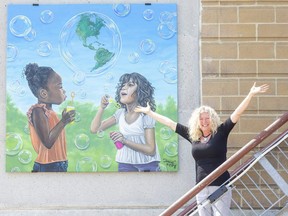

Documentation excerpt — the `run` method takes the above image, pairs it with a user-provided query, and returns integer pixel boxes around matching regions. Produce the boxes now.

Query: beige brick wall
[201,0,288,209]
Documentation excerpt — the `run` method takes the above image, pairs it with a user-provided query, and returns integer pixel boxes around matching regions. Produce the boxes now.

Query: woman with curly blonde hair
[188,106,221,142]
[135,82,269,215]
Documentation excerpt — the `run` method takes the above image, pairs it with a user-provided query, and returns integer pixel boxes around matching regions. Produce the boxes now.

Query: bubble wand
[106,95,121,109]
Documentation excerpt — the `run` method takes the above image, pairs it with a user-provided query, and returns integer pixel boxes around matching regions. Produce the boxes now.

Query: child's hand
[134,102,151,114]
[61,108,76,125]
[100,95,110,109]
[109,131,124,143]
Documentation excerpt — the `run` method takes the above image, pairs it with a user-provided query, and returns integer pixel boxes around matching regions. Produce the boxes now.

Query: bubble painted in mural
[37,41,53,57]
[73,72,86,86]
[158,23,175,40]
[160,127,172,140]
[159,60,173,74]
[59,12,122,76]
[113,4,131,17]
[6,132,23,156]
[105,72,115,82]
[164,141,178,157]
[163,66,177,84]
[100,155,112,169]
[77,89,87,99]
[128,51,140,64]
[74,133,90,150]
[40,10,54,24]
[6,44,18,62]
[18,149,33,164]
[143,9,154,21]
[139,39,156,55]
[96,130,105,138]
[24,28,37,41]
[74,112,81,123]
[9,15,32,37]
[159,11,177,34]
[76,157,97,172]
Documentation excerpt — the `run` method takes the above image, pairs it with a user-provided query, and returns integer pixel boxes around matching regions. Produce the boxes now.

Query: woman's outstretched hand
[250,82,269,96]
[134,102,151,114]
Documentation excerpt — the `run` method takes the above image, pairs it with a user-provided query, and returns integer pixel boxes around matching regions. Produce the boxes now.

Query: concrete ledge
[0,207,190,216]
[0,209,166,216]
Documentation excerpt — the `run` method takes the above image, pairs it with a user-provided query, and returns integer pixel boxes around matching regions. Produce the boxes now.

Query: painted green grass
[6,95,178,172]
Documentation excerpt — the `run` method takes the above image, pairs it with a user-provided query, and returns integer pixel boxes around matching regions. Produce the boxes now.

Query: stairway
[160,112,288,216]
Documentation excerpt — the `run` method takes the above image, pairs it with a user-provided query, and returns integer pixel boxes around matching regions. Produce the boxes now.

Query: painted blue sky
[6,3,177,113]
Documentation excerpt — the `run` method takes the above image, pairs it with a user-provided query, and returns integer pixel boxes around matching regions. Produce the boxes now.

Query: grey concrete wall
[0,0,200,215]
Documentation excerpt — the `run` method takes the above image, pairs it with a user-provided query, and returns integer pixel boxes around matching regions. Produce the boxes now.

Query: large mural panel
[6,3,178,172]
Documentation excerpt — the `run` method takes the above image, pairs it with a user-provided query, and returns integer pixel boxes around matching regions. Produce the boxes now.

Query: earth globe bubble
[59,12,122,77]
[113,4,131,17]
[37,41,52,57]
[143,9,154,21]
[9,15,32,37]
[139,39,156,55]
[18,149,33,164]
[76,157,97,172]
[157,23,175,40]
[164,141,178,157]
[6,132,23,156]
[163,66,177,84]
[100,155,112,169]
[7,44,18,62]
[40,10,54,24]
[74,133,90,150]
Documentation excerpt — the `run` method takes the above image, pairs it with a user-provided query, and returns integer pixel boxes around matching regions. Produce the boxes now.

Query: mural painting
[6,3,178,172]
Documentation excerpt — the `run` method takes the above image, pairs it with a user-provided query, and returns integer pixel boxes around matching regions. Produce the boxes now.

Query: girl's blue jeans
[32,161,68,172]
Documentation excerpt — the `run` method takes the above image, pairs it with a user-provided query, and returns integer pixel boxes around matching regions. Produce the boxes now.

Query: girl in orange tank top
[24,63,75,172]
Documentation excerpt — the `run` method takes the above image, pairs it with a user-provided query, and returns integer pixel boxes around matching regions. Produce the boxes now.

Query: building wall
[1,0,285,214]
[201,0,288,209]
[0,0,200,215]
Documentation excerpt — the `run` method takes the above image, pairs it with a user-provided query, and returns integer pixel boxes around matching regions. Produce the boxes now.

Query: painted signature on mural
[163,158,177,169]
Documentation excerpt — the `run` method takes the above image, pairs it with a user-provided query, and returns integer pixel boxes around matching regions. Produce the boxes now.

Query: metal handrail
[228,130,288,186]
[181,131,288,216]
[160,111,288,216]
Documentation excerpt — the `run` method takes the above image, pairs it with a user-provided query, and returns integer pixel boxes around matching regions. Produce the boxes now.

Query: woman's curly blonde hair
[188,105,222,141]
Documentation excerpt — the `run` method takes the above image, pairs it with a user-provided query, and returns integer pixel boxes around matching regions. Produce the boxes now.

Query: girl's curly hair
[115,72,156,111]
